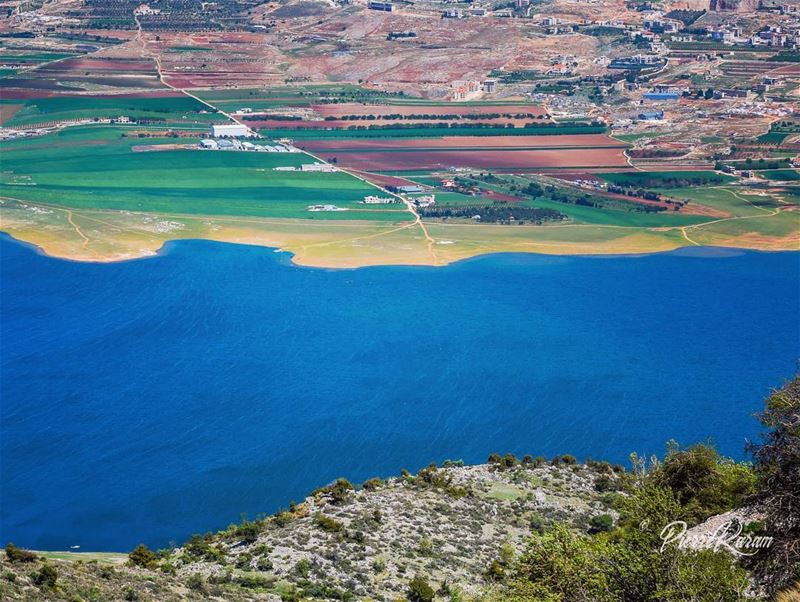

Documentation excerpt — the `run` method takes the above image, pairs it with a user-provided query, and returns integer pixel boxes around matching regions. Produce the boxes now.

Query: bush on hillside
[408,574,435,602]
[4,543,37,563]
[128,543,158,569]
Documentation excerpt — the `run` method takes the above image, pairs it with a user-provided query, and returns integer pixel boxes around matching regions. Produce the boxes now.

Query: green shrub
[588,514,614,533]
[485,559,505,581]
[408,574,435,602]
[236,573,272,588]
[232,521,261,543]
[362,477,383,491]
[654,442,756,523]
[256,556,273,571]
[418,537,434,557]
[595,473,619,492]
[501,453,519,468]
[314,513,343,533]
[313,478,354,504]
[31,563,57,589]
[273,510,293,527]
[186,573,206,593]
[128,543,158,569]
[294,558,310,578]
[4,543,36,563]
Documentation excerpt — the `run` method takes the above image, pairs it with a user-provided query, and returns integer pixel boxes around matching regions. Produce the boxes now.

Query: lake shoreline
[1,227,797,271]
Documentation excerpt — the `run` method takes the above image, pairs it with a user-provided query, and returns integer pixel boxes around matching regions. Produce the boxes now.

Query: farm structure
[211,124,254,138]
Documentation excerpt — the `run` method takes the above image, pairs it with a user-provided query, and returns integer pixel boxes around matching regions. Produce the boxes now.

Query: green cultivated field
[600,171,734,187]
[167,46,213,52]
[3,52,77,62]
[1,96,227,127]
[260,125,607,140]
[0,127,398,220]
[760,169,800,181]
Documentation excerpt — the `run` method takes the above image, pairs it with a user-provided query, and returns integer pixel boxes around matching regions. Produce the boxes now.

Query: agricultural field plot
[0,52,78,66]
[298,134,625,152]
[1,56,164,91]
[0,94,226,127]
[151,33,288,89]
[260,122,623,174]
[298,134,629,172]
[599,171,735,188]
[0,126,395,221]
[311,148,628,172]
[243,103,553,129]
[759,169,800,181]
[262,124,608,139]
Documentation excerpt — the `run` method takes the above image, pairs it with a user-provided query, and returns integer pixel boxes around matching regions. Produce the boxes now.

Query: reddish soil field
[0,104,22,125]
[0,89,57,99]
[769,64,800,75]
[313,148,628,171]
[481,189,526,202]
[300,134,626,152]
[349,170,430,189]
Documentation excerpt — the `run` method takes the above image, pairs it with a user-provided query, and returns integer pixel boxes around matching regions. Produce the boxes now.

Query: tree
[128,543,158,569]
[746,375,800,592]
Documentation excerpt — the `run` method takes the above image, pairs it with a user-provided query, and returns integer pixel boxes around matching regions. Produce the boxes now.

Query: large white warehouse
[211,123,253,138]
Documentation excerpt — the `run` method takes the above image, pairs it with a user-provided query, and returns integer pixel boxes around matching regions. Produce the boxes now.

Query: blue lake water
[1,235,798,551]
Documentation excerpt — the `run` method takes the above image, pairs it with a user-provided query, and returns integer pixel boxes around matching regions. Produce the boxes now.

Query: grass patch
[759,169,800,181]
[0,126,399,221]
[2,96,223,127]
[167,46,213,52]
[484,483,525,501]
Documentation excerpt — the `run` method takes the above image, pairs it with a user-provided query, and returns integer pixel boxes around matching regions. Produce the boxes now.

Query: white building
[211,123,252,138]
[300,163,337,172]
[413,195,436,207]
[362,195,395,204]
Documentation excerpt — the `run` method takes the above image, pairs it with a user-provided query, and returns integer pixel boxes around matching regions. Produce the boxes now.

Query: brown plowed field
[300,134,626,151]
[302,148,629,171]
[0,104,22,124]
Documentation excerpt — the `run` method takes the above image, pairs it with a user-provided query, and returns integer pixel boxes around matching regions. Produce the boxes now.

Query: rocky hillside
[0,457,623,601]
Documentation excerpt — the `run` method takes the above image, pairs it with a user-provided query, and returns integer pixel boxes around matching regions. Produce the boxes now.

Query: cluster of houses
[450,79,498,100]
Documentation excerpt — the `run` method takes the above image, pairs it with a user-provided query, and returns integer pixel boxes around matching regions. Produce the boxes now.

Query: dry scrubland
[0,461,620,601]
